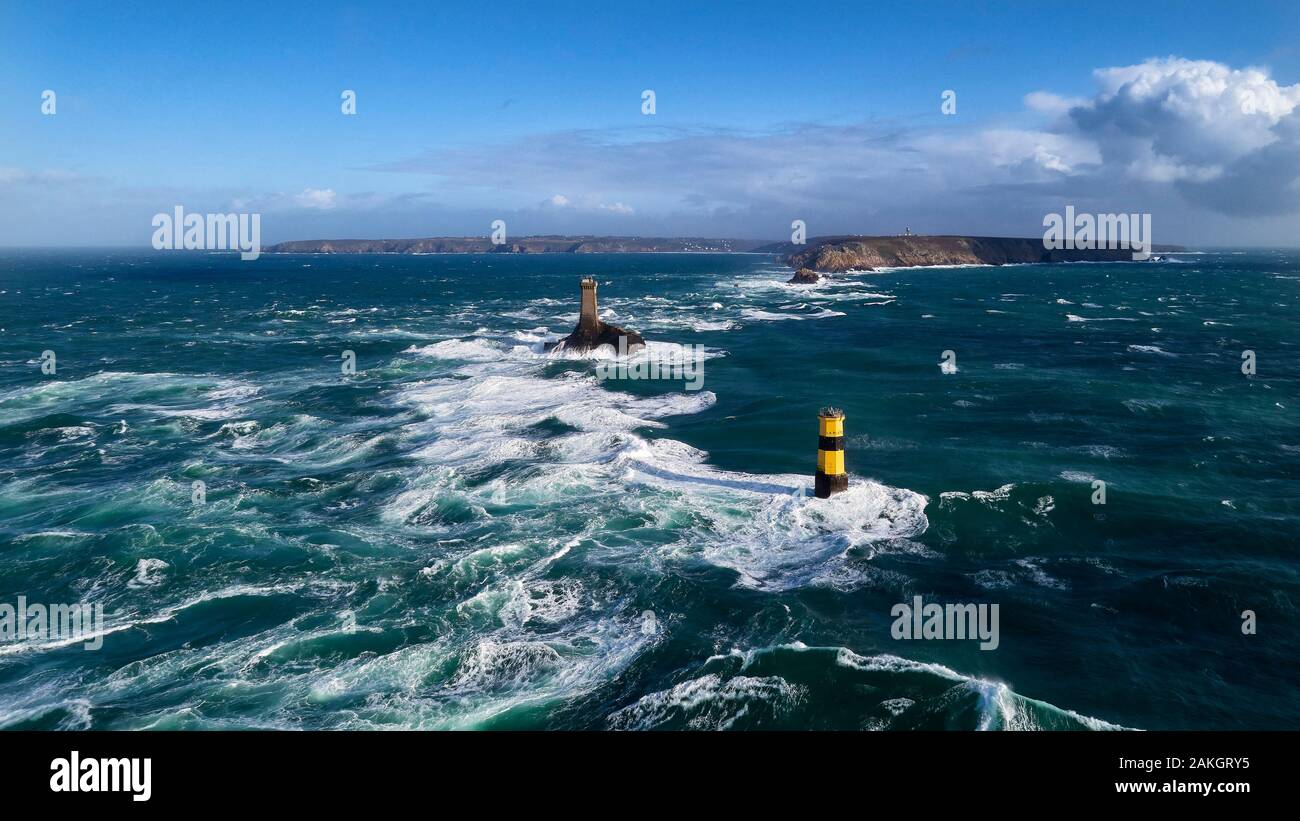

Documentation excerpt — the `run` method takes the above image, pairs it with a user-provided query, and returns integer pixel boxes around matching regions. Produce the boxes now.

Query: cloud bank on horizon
[4,56,1300,247]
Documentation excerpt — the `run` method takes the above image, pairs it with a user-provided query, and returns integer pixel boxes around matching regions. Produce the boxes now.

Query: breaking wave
[608,644,1130,730]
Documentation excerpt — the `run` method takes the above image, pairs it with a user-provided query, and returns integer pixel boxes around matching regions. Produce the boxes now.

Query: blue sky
[3,0,1300,245]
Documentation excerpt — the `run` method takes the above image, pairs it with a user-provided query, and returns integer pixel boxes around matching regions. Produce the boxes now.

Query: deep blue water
[0,249,1296,729]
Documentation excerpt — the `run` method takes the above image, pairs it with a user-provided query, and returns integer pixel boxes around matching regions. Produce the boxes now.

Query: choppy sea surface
[0,249,1296,730]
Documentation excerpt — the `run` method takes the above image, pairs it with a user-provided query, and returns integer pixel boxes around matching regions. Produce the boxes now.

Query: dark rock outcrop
[788,267,820,284]
[555,318,645,354]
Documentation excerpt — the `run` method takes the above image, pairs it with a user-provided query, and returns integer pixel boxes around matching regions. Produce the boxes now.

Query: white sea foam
[607,674,806,730]
[1127,344,1176,357]
[618,439,928,590]
[741,307,845,321]
[940,483,1016,505]
[392,329,929,594]
[0,372,261,426]
[1,272,962,729]
[640,644,1137,731]
[128,558,169,588]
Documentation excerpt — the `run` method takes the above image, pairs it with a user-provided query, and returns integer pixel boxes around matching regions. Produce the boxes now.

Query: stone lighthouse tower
[546,277,646,354]
[578,277,600,332]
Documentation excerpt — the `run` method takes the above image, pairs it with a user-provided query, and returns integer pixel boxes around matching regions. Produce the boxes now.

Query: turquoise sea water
[0,249,1296,730]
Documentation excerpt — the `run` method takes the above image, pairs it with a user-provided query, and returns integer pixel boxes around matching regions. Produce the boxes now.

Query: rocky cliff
[755,235,1185,273]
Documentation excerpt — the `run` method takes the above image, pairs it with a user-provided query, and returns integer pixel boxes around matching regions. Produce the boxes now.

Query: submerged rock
[546,277,646,354]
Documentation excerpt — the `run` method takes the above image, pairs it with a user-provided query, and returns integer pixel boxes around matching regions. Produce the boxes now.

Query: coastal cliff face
[757,236,1184,273]
[267,234,1184,271]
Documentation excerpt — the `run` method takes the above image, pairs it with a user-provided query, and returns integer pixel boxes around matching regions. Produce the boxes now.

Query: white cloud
[1070,57,1300,183]
[541,191,632,214]
[373,57,1300,221]
[1023,91,1087,115]
[7,57,1300,246]
[294,188,338,210]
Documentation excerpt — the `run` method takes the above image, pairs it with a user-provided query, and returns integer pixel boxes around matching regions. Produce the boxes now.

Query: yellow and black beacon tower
[815,407,848,498]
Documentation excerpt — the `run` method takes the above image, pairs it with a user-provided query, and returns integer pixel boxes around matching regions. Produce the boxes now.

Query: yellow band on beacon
[818,449,845,475]
[819,416,843,437]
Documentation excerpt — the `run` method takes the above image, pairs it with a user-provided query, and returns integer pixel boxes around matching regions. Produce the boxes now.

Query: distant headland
[264,234,1185,278]
[760,235,1186,278]
[264,236,770,254]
